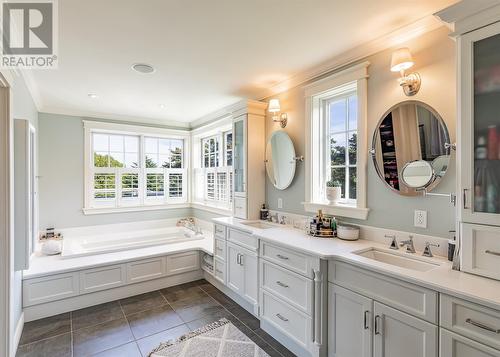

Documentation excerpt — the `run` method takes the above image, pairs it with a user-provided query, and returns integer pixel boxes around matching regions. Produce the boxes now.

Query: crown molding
[38,106,191,129]
[257,15,445,100]
[434,0,500,37]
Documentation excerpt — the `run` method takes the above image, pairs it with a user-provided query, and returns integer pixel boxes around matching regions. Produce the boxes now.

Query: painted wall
[37,112,192,229]
[11,74,38,344]
[265,26,456,238]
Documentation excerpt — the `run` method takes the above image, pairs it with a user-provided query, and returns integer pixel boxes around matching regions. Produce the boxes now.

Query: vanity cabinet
[231,100,266,219]
[227,241,258,306]
[328,283,437,357]
[328,284,372,357]
[440,329,500,357]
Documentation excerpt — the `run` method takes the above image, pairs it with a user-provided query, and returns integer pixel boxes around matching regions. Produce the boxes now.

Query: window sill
[83,203,190,215]
[302,201,369,220]
[191,202,232,216]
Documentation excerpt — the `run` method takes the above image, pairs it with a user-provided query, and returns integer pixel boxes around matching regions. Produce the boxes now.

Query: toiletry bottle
[476,136,487,159]
[260,204,269,220]
[447,230,456,262]
[488,125,498,160]
[486,171,498,213]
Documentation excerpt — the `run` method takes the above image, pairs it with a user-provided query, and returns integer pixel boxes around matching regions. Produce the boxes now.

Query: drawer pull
[466,318,500,333]
[374,315,382,335]
[276,254,289,260]
[276,281,289,288]
[216,247,223,251]
[364,310,370,330]
[485,250,500,257]
[216,269,223,274]
[276,313,289,322]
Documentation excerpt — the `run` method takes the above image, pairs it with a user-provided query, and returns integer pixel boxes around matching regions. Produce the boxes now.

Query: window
[328,93,357,202]
[304,62,369,219]
[191,118,233,212]
[84,121,189,213]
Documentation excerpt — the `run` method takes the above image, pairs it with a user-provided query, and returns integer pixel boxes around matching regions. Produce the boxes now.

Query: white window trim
[191,116,233,214]
[303,61,370,220]
[83,120,191,215]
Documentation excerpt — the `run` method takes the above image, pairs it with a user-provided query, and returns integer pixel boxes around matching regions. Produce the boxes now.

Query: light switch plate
[414,210,427,228]
[277,198,283,209]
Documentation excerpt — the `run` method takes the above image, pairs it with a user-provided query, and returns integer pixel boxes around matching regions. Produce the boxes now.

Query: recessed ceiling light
[88,93,98,99]
[159,104,166,109]
[132,63,155,74]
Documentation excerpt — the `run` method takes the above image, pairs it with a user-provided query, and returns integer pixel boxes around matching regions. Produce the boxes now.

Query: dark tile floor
[16,279,296,357]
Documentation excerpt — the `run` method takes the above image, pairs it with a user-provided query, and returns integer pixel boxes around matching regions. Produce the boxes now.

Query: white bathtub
[60,220,207,259]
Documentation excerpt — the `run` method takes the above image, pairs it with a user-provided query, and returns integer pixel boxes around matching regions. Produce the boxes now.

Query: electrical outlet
[414,210,427,228]
[277,198,283,209]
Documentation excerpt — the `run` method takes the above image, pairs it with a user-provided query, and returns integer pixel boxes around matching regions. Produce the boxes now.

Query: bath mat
[149,318,269,357]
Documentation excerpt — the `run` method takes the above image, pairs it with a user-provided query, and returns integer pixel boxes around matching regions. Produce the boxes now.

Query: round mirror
[266,130,296,190]
[401,160,434,188]
[371,101,451,196]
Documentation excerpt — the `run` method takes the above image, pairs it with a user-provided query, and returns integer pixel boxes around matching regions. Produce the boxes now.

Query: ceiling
[24,0,458,126]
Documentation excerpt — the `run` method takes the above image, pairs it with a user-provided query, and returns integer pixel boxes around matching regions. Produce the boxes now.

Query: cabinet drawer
[214,258,225,284]
[23,272,79,306]
[261,290,310,348]
[441,294,500,350]
[214,224,226,239]
[440,329,500,357]
[260,260,313,314]
[261,241,315,278]
[234,197,247,219]
[329,261,437,323]
[228,228,258,251]
[166,251,199,275]
[127,257,166,284]
[461,223,500,280]
[214,238,226,260]
[80,264,126,294]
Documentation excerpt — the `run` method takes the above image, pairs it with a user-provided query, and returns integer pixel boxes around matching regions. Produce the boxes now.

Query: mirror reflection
[372,101,451,196]
[266,131,296,190]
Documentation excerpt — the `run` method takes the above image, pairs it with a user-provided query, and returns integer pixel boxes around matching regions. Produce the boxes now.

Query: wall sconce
[268,98,288,128]
[390,47,421,96]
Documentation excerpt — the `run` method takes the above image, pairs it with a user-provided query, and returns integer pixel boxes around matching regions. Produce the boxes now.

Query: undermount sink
[354,248,440,272]
[240,221,275,229]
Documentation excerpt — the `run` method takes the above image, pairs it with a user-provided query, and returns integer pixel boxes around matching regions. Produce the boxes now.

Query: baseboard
[24,270,203,322]
[202,271,258,317]
[11,312,24,357]
[260,319,312,357]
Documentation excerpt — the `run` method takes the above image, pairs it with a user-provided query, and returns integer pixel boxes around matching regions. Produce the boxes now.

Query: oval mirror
[266,130,296,190]
[372,101,451,196]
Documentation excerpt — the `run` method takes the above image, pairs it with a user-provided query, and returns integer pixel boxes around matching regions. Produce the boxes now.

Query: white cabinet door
[373,302,437,357]
[328,284,372,357]
[459,21,500,226]
[440,328,500,357]
[227,242,244,295]
[241,250,258,305]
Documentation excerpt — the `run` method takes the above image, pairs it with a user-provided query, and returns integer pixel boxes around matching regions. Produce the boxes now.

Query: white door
[227,242,244,295]
[459,21,500,226]
[373,302,437,357]
[440,329,500,357]
[241,250,258,305]
[328,284,372,357]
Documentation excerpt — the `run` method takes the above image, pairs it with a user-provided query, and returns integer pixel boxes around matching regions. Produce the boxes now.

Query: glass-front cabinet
[461,21,500,226]
[233,115,246,196]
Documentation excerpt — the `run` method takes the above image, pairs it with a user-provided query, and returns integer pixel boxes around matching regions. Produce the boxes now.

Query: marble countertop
[214,217,500,311]
[24,236,214,279]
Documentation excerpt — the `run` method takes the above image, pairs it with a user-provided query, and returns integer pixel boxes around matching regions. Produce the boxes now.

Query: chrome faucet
[279,215,287,225]
[177,218,203,235]
[268,212,279,223]
[400,235,416,253]
[422,242,440,257]
[385,234,398,250]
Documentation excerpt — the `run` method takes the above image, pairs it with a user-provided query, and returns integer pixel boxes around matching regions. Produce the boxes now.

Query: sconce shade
[268,98,281,113]
[390,47,414,72]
